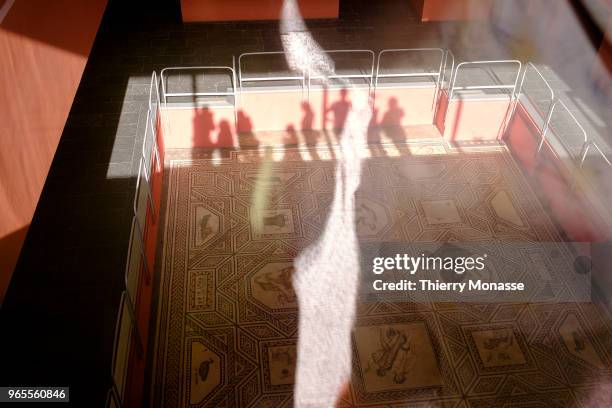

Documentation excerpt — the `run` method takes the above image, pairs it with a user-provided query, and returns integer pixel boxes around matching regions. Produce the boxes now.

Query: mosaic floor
[151,142,612,407]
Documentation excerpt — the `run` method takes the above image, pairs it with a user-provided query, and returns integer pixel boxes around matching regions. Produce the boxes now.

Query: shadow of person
[237,109,259,149]
[299,101,324,159]
[380,97,407,150]
[217,119,234,149]
[192,107,215,147]
[327,88,351,137]
[367,107,386,157]
[301,101,314,131]
[284,124,299,146]
[237,110,253,133]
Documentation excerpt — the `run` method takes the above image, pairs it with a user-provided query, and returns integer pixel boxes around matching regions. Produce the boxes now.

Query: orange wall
[0,0,107,302]
[180,0,339,22]
[413,0,492,22]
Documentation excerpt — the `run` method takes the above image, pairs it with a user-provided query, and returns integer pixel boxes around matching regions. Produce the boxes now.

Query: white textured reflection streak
[280,1,372,405]
[292,99,370,407]
[280,0,334,78]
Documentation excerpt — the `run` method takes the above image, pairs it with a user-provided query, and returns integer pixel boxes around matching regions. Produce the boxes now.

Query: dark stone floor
[0,0,607,406]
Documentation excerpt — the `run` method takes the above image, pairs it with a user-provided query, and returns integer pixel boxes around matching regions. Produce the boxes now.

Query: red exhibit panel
[505,102,609,243]
[123,113,165,408]
[180,0,339,22]
[411,0,493,22]
[436,90,512,143]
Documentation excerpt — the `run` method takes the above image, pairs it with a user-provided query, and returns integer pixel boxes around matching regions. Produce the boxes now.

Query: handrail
[307,49,376,87]
[448,59,522,101]
[445,59,522,132]
[125,215,151,292]
[149,71,161,114]
[375,48,445,87]
[108,56,612,407]
[435,49,456,120]
[137,119,156,217]
[580,142,612,169]
[160,66,238,128]
[517,63,554,113]
[110,71,163,407]
[442,49,455,90]
[538,99,588,163]
[160,66,238,105]
[516,62,555,135]
[535,98,591,191]
[238,51,306,92]
[109,292,134,408]
[375,48,445,122]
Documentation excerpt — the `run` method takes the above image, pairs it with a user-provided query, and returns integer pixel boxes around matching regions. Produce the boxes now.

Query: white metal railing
[375,48,445,87]
[448,59,522,102]
[440,49,455,91]
[105,50,612,407]
[581,142,612,169]
[161,66,238,105]
[516,62,555,135]
[238,50,375,102]
[108,71,162,408]
[108,292,135,408]
[161,65,239,128]
[375,48,445,119]
[538,99,588,162]
[238,51,306,92]
[514,63,586,168]
[307,49,376,88]
[515,66,612,200]
[444,59,522,134]
[172,49,459,109]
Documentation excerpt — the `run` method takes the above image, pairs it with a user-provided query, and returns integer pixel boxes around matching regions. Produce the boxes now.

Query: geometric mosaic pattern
[152,143,612,407]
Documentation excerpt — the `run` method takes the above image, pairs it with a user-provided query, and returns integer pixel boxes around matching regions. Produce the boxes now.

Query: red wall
[180,0,339,22]
[505,103,609,243]
[412,0,493,22]
[0,0,108,302]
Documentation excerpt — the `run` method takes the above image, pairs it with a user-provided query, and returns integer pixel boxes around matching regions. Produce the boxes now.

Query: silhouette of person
[300,102,314,131]
[381,97,404,127]
[368,107,381,144]
[299,101,322,150]
[327,88,351,135]
[217,119,234,148]
[237,110,253,134]
[381,97,406,144]
[236,110,259,150]
[192,107,215,147]
[284,124,299,146]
